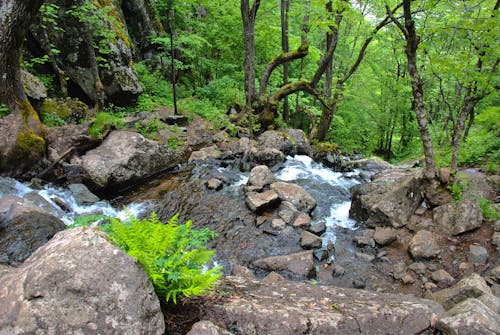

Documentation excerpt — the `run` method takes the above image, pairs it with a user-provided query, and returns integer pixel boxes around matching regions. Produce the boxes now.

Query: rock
[409,262,427,275]
[262,271,285,284]
[342,157,395,172]
[0,196,65,265]
[478,294,500,314]
[352,278,366,289]
[247,165,276,188]
[0,228,164,334]
[468,244,488,264]
[487,266,500,284]
[424,282,438,292]
[292,212,311,228]
[402,274,416,285]
[438,168,452,185]
[271,218,286,230]
[331,264,345,277]
[427,273,492,310]
[208,276,443,335]
[432,199,483,236]
[45,124,98,166]
[21,69,47,101]
[79,131,186,190]
[255,217,266,227]
[313,249,330,261]
[350,169,423,228]
[392,262,408,280]
[409,230,441,259]
[187,320,232,335]
[284,129,312,156]
[423,179,453,207]
[278,207,296,224]
[356,252,375,262]
[231,265,256,280]
[245,190,280,213]
[311,143,342,168]
[436,298,500,335]
[373,227,397,246]
[206,178,223,191]
[68,183,100,205]
[187,116,216,147]
[252,250,314,278]
[492,232,500,247]
[257,130,296,155]
[354,235,375,248]
[431,270,455,285]
[308,221,326,235]
[270,181,316,213]
[40,98,91,125]
[251,147,285,166]
[300,231,322,249]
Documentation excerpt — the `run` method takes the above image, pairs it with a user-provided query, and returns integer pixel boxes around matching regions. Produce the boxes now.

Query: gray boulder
[271,181,316,213]
[258,129,311,156]
[350,169,423,228]
[68,183,100,205]
[408,230,441,260]
[342,157,395,172]
[0,227,164,334]
[0,196,65,265]
[206,275,444,335]
[247,165,276,188]
[468,244,489,264]
[187,320,232,335]
[245,190,280,213]
[78,131,186,189]
[300,231,322,249]
[433,199,484,236]
[436,298,499,335]
[252,250,314,278]
[21,69,47,101]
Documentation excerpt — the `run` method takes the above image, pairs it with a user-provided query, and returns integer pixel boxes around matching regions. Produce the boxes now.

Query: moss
[313,142,340,154]
[39,98,90,124]
[17,129,45,153]
[94,0,131,48]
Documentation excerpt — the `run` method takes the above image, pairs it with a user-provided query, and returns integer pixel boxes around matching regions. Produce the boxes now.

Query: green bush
[89,112,125,138]
[41,112,67,127]
[0,104,10,119]
[479,198,500,223]
[102,212,222,303]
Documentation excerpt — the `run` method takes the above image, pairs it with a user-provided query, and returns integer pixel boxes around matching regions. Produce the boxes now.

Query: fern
[102,212,222,303]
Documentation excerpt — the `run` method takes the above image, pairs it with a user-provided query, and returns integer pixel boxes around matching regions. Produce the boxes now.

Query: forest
[0,0,498,177]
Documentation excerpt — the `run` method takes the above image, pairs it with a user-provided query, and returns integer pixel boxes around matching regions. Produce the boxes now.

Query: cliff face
[27,0,160,106]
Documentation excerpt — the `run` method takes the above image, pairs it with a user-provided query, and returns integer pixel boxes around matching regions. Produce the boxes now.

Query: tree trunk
[168,9,178,115]
[451,91,479,171]
[0,0,46,175]
[241,0,260,113]
[280,0,290,123]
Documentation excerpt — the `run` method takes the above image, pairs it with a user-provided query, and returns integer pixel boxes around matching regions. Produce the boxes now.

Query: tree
[0,0,46,175]
[280,0,290,123]
[388,0,436,180]
[241,0,261,114]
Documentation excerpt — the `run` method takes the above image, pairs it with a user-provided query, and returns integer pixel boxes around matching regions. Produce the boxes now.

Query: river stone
[245,190,280,213]
[431,269,455,285]
[187,320,232,335]
[257,130,295,155]
[373,227,397,246]
[0,196,65,265]
[308,221,326,235]
[247,165,276,188]
[342,157,395,172]
[206,178,223,191]
[252,250,314,278]
[79,130,186,190]
[208,275,443,335]
[427,273,492,310]
[300,231,322,249]
[350,169,423,228]
[293,212,311,228]
[436,298,500,335]
[409,230,440,259]
[251,147,285,166]
[0,227,164,334]
[284,129,312,155]
[270,181,317,213]
[68,183,100,205]
[468,244,488,264]
[271,218,286,230]
[432,199,483,236]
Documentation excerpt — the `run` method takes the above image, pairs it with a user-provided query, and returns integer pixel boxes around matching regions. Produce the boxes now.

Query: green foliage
[479,198,500,223]
[89,112,125,138]
[102,212,222,303]
[41,112,66,127]
[167,136,179,150]
[67,214,110,229]
[0,104,9,119]
[135,118,166,139]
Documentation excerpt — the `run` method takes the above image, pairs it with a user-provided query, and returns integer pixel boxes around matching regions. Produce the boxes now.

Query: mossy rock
[39,98,90,125]
[313,142,340,155]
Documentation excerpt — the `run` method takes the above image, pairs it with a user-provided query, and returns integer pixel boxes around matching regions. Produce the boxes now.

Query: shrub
[89,112,125,138]
[479,197,500,223]
[101,212,222,303]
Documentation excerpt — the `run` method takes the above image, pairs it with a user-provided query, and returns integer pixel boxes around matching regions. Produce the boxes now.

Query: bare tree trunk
[451,91,479,171]
[388,1,436,180]
[168,8,178,115]
[241,0,260,114]
[280,0,290,123]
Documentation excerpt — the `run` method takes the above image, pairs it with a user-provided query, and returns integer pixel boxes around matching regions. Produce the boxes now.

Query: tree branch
[386,4,407,37]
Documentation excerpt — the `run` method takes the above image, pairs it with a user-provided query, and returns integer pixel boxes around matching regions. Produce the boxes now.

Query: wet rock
[284,129,312,156]
[252,250,314,278]
[300,231,322,249]
[308,221,326,235]
[433,199,483,236]
[373,227,397,246]
[431,269,455,285]
[332,264,345,277]
[206,178,223,191]
[257,130,310,156]
[468,244,488,264]
[0,196,65,265]
[0,228,164,334]
[187,320,232,335]
[436,298,499,335]
[270,182,316,213]
[245,190,280,213]
[427,273,492,310]
[68,183,100,205]
[207,275,443,335]
[247,165,276,188]
[292,212,311,228]
[353,235,375,248]
[251,147,285,166]
[271,218,286,230]
[78,131,186,190]
[409,230,440,259]
[350,169,423,228]
[313,249,330,261]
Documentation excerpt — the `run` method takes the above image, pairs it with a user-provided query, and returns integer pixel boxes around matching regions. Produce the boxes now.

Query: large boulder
[350,169,424,228]
[252,250,315,278]
[258,129,311,156]
[270,181,316,214]
[44,123,100,164]
[0,196,65,265]
[432,199,484,235]
[408,230,441,260]
[204,276,444,335]
[247,165,276,189]
[76,130,187,190]
[21,70,47,101]
[342,157,395,172]
[0,227,165,334]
